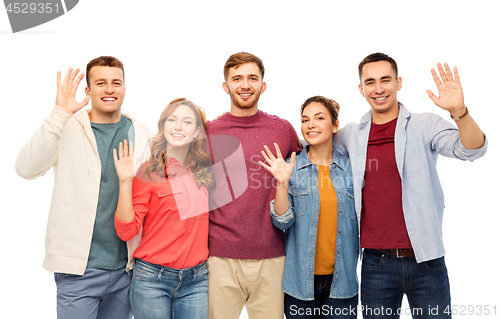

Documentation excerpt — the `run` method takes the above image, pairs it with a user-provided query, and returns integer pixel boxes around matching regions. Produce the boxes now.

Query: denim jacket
[336,103,488,263]
[270,145,359,300]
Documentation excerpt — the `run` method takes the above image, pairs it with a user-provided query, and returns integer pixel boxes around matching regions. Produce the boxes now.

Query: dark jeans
[285,274,358,318]
[361,249,451,319]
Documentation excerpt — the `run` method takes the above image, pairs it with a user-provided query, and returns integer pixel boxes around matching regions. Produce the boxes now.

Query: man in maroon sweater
[206,52,302,319]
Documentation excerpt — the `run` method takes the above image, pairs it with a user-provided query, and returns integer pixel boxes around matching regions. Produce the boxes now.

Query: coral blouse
[115,158,209,269]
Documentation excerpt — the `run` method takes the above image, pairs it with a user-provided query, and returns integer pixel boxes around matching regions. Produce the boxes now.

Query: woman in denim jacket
[260,96,359,318]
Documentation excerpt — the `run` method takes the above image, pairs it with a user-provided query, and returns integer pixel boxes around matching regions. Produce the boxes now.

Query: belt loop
[384,249,390,260]
[158,268,164,280]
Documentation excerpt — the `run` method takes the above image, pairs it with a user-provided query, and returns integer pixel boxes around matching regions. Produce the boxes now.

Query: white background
[1,1,499,318]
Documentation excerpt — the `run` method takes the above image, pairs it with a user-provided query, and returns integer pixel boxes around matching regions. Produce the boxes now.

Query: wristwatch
[451,107,468,121]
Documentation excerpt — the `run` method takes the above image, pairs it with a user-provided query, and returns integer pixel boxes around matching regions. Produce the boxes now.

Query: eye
[184,121,192,125]
[301,119,309,123]
[167,118,175,122]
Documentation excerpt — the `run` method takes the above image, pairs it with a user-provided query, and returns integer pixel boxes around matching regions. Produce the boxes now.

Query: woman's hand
[113,139,140,183]
[259,143,296,187]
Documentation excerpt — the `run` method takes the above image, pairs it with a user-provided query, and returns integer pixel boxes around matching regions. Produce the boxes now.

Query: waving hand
[259,143,296,186]
[56,68,90,114]
[426,63,466,117]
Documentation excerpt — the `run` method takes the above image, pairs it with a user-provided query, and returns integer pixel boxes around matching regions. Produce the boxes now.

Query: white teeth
[375,97,387,101]
[102,98,116,101]
[171,134,184,137]
[240,93,251,96]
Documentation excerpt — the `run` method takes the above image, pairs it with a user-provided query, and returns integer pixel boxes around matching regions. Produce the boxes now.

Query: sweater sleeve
[115,175,152,241]
[16,105,74,179]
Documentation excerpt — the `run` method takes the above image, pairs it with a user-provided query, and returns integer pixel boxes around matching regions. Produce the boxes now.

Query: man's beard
[229,89,261,109]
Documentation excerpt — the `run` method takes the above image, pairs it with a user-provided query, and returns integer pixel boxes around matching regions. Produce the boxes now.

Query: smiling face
[222,62,267,116]
[358,61,402,123]
[301,102,339,148]
[163,104,200,151]
[85,66,125,123]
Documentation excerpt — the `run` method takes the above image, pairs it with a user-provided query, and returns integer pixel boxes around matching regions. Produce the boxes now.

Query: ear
[85,86,90,97]
[222,82,230,94]
[358,83,365,97]
[397,76,402,91]
[332,119,340,134]
[260,82,267,94]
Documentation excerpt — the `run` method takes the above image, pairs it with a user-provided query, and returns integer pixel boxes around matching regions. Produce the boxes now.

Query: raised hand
[113,140,139,183]
[56,68,90,114]
[426,63,466,117]
[259,143,296,186]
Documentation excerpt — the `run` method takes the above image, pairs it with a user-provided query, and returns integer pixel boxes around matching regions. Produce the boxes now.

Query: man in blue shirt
[337,52,487,318]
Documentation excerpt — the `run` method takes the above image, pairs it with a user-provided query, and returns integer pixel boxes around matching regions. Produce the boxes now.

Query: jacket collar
[296,144,347,171]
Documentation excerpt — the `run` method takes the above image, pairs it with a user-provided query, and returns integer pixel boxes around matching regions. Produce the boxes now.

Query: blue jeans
[54,266,132,319]
[285,274,358,318]
[361,249,451,319]
[130,258,208,319]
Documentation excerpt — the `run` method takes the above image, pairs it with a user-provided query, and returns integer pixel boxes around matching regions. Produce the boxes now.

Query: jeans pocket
[423,256,446,271]
[133,264,158,280]
[362,250,384,270]
[195,264,209,281]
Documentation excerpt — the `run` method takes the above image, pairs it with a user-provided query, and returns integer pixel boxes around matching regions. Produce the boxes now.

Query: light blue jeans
[130,258,208,319]
[54,266,132,319]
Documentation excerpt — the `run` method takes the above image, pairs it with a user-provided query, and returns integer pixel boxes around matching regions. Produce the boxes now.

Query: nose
[241,78,250,89]
[374,82,384,94]
[308,119,316,129]
[174,120,183,130]
[104,83,115,93]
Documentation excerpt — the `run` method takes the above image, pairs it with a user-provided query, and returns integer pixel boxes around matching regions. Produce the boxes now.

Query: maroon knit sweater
[206,110,302,259]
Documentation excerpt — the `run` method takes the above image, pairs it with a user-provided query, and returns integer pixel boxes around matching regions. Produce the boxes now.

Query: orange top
[314,164,338,275]
[115,158,209,269]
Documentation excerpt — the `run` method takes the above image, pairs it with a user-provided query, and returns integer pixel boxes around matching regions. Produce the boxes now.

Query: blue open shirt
[335,103,487,263]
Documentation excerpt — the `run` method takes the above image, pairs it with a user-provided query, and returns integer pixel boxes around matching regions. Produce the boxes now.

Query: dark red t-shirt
[360,118,412,249]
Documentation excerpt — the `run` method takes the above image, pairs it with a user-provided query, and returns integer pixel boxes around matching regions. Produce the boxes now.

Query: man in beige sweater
[16,56,152,319]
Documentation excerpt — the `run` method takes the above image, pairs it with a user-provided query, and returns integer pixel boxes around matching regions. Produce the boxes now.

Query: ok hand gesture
[259,143,296,187]
[56,68,90,114]
[426,63,466,117]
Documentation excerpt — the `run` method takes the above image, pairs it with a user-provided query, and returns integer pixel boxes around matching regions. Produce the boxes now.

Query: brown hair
[223,52,265,81]
[358,52,398,80]
[300,95,340,125]
[145,98,215,190]
[86,56,125,87]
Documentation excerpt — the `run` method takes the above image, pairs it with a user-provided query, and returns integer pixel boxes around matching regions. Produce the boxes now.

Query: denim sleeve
[270,199,295,230]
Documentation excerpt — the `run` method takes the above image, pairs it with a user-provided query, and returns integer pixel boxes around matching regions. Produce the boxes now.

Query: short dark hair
[86,56,124,87]
[358,52,398,80]
[223,52,265,81]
